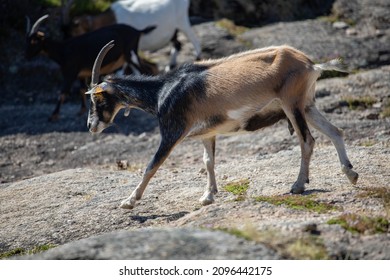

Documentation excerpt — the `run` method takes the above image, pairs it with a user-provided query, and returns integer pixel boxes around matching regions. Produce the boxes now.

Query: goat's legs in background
[78,82,87,116]
[165,30,181,72]
[199,137,217,205]
[306,105,359,184]
[49,92,66,121]
[180,16,202,60]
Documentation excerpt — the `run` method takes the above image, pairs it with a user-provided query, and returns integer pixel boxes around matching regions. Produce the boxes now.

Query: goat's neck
[115,76,165,115]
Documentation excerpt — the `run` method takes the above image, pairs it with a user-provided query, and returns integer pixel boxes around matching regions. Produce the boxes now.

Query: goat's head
[25,14,49,59]
[86,40,129,133]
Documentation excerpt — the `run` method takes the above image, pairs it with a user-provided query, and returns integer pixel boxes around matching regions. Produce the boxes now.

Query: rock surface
[18,228,281,260]
[1,0,389,259]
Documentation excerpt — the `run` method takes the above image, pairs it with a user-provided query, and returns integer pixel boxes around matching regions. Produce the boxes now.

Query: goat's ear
[37,31,45,39]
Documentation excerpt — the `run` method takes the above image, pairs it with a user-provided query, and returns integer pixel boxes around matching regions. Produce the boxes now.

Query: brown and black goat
[25,15,155,121]
[86,41,359,209]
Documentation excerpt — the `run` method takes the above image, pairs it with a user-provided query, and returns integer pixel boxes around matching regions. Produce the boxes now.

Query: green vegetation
[0,244,56,259]
[380,99,390,118]
[327,213,389,234]
[37,0,113,14]
[357,187,390,217]
[359,139,376,147]
[318,15,356,26]
[216,18,249,36]
[254,194,340,213]
[215,226,329,259]
[214,227,252,241]
[341,95,377,110]
[224,179,250,201]
[285,236,328,260]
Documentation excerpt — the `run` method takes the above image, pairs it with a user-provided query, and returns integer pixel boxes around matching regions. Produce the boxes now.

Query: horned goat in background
[25,15,155,121]
[87,41,359,209]
[63,0,201,71]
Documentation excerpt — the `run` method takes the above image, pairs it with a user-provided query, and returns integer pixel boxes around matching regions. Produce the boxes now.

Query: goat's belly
[188,120,244,139]
[188,110,287,139]
[139,32,174,51]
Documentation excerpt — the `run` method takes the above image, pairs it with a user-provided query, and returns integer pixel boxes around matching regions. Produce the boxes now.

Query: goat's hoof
[120,198,135,209]
[342,165,359,185]
[290,183,305,194]
[199,192,215,206]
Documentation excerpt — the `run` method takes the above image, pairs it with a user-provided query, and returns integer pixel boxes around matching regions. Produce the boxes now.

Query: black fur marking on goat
[293,108,308,142]
[158,64,208,117]
[244,111,287,132]
[95,92,120,123]
[106,75,162,115]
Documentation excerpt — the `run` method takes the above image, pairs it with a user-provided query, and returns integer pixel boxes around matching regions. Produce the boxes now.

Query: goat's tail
[141,25,157,34]
[314,58,349,73]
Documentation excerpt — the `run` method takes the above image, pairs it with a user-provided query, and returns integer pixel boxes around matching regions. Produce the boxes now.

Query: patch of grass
[216,18,249,36]
[327,213,389,234]
[360,139,376,147]
[341,95,377,110]
[214,226,329,259]
[285,236,328,260]
[380,100,390,118]
[214,227,252,241]
[357,187,390,217]
[254,194,340,213]
[318,15,356,26]
[224,179,250,201]
[0,244,56,259]
[0,248,26,259]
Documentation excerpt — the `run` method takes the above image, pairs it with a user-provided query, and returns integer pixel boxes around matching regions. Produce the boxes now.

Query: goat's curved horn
[91,40,115,87]
[29,14,49,36]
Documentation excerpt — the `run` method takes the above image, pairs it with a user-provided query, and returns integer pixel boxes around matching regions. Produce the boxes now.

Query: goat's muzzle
[87,112,100,134]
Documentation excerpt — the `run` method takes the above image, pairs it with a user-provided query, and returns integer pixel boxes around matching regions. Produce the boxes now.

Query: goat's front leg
[165,30,181,72]
[49,92,66,121]
[199,137,217,205]
[120,134,181,209]
[78,81,87,116]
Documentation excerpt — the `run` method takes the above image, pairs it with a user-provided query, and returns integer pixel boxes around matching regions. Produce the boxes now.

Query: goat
[86,41,359,209]
[25,14,155,121]
[65,0,201,71]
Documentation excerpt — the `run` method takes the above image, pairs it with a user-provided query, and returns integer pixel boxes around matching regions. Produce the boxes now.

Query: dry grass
[327,213,389,234]
[216,225,329,259]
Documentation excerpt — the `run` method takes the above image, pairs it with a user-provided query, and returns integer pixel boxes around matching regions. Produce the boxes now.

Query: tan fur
[185,46,318,138]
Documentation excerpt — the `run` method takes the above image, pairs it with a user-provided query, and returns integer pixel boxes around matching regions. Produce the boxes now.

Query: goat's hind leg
[284,107,315,194]
[306,105,358,184]
[199,137,217,206]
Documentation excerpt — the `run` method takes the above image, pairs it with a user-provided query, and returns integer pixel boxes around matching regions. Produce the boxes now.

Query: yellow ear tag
[94,85,105,93]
